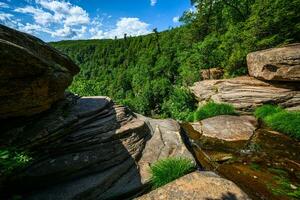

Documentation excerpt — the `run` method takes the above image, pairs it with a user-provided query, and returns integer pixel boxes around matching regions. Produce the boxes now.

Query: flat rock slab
[247,43,300,81]
[191,115,257,152]
[190,76,300,112]
[135,171,250,200]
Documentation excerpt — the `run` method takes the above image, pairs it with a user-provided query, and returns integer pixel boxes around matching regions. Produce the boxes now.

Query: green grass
[270,177,300,199]
[254,105,283,119]
[0,148,32,174]
[254,105,300,140]
[149,157,195,189]
[189,102,237,122]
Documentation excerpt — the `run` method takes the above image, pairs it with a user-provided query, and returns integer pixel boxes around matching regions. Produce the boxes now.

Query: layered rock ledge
[190,76,300,112]
[247,43,300,81]
[0,25,79,119]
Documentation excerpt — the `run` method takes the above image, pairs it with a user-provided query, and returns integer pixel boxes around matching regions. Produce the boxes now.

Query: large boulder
[190,76,300,112]
[247,43,300,81]
[135,171,250,200]
[0,25,79,119]
[1,95,194,200]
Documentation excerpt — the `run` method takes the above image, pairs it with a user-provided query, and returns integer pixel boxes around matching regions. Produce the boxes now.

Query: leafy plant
[0,148,32,174]
[191,102,237,122]
[149,157,195,189]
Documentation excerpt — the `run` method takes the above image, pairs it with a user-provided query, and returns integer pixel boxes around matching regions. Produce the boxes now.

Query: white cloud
[18,23,50,34]
[91,17,151,39]
[0,2,9,8]
[150,0,157,6]
[37,0,90,26]
[15,6,54,25]
[173,16,179,23]
[13,0,90,38]
[0,13,21,29]
[0,13,13,21]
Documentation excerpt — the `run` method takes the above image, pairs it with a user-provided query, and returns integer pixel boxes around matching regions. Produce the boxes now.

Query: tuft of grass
[254,105,283,120]
[265,111,300,139]
[149,157,195,189]
[254,105,300,140]
[192,102,236,121]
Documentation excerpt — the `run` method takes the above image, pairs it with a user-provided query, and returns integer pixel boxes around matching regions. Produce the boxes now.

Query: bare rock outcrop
[0,25,79,119]
[190,76,300,112]
[247,43,300,81]
[0,95,195,200]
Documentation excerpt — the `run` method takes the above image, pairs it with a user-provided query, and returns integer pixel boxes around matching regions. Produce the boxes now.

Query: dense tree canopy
[51,0,300,119]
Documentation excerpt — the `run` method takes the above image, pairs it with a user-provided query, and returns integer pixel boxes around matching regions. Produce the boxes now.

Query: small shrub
[192,102,236,121]
[254,105,283,120]
[149,157,195,189]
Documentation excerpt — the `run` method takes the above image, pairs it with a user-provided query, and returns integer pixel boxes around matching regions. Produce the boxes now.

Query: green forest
[51,0,300,120]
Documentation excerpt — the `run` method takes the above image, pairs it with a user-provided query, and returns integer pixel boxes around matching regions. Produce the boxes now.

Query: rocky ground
[0,25,299,200]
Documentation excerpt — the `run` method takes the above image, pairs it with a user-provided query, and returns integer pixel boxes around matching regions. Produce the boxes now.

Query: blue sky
[0,0,192,41]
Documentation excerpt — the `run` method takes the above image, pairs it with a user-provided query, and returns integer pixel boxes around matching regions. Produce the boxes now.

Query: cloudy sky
[0,0,191,41]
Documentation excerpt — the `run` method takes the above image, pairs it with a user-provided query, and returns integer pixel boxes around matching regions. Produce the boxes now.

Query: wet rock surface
[0,25,79,119]
[247,43,300,82]
[190,76,300,113]
[183,120,300,200]
[135,171,251,200]
[186,115,257,152]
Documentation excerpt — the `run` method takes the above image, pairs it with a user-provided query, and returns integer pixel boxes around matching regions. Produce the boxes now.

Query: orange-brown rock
[135,171,250,200]
[0,25,79,119]
[247,43,300,81]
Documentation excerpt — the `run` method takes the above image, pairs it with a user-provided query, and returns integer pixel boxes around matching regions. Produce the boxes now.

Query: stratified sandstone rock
[136,115,195,183]
[190,76,300,112]
[1,95,194,200]
[135,171,250,200]
[0,25,79,119]
[1,95,149,200]
[190,115,257,152]
[200,67,224,80]
[247,43,300,81]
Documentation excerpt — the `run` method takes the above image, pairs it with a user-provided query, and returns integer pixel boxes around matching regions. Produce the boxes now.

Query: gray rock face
[1,95,194,200]
[190,76,300,112]
[0,25,79,119]
[247,43,300,81]
[135,171,251,200]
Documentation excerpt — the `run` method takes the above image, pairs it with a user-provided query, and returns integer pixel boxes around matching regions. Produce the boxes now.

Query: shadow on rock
[0,94,151,200]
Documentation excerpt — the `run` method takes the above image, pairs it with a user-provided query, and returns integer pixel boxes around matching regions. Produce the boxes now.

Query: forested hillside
[51,0,300,119]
